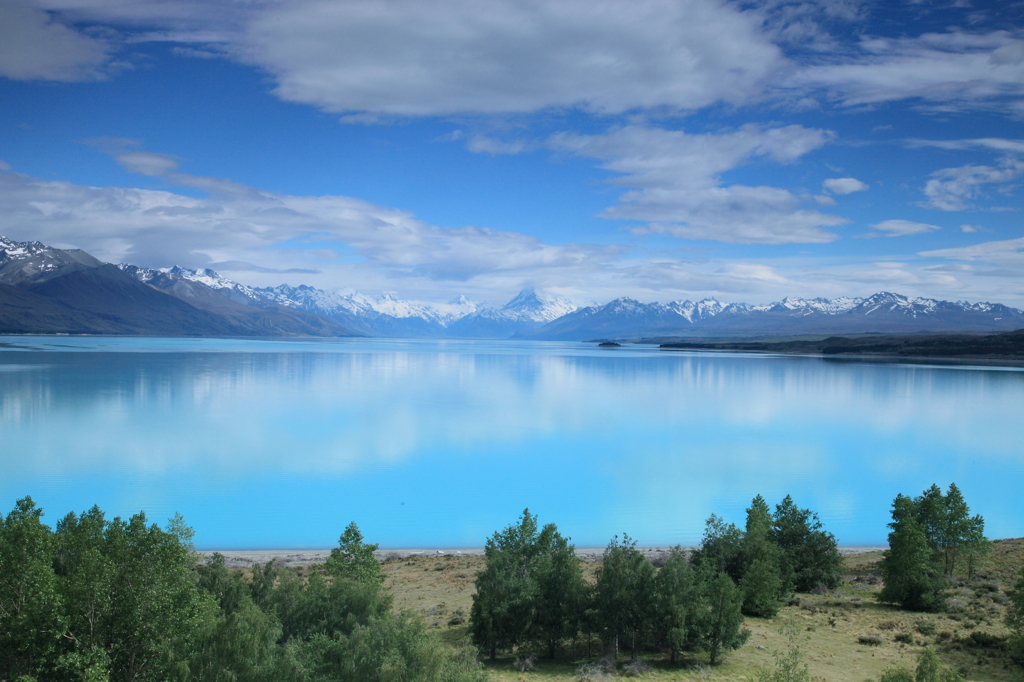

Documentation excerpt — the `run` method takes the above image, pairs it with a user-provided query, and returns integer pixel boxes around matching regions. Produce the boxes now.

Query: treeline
[0,498,486,682]
[469,494,845,664]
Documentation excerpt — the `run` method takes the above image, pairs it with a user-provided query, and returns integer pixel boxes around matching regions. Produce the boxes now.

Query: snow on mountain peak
[498,287,577,321]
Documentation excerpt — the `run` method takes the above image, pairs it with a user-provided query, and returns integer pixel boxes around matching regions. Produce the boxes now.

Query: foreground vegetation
[0,499,485,682]
[2,484,1022,682]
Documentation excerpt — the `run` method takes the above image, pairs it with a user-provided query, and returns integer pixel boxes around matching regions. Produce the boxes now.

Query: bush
[513,652,537,672]
[916,620,936,636]
[622,657,653,677]
[878,667,915,682]
[895,632,914,644]
[576,658,616,682]
[858,634,884,646]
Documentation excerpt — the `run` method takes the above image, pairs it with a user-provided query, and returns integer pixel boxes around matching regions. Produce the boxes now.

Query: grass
[377,541,1022,682]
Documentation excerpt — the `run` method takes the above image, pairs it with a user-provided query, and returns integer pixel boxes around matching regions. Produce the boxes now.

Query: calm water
[1,336,1022,549]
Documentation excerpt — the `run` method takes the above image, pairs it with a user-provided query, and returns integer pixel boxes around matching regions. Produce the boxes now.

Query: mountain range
[2,235,1022,340]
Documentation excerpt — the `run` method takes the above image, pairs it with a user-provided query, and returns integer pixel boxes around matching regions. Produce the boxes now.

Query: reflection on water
[2,336,1022,549]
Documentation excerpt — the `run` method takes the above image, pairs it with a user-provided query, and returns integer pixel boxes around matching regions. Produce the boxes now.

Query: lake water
[1,336,1022,550]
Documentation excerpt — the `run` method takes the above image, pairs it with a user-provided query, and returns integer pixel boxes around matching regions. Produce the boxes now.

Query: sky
[1,0,1023,308]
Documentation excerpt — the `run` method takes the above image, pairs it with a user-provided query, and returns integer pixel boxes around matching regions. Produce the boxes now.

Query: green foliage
[652,547,696,664]
[695,567,749,664]
[871,649,963,682]
[594,534,656,658]
[468,509,589,660]
[770,495,844,593]
[741,495,783,617]
[879,483,987,613]
[741,558,783,618]
[899,484,988,580]
[533,531,589,660]
[300,612,487,682]
[0,498,65,681]
[691,514,744,582]
[54,507,207,682]
[324,522,383,586]
[1,497,477,682]
[879,497,947,612]
[469,509,546,659]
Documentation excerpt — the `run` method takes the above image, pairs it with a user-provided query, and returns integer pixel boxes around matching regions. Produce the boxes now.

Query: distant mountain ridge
[2,235,1023,339]
[517,292,1024,341]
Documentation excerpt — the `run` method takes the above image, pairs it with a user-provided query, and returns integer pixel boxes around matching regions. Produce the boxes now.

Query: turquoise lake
[1,336,1022,549]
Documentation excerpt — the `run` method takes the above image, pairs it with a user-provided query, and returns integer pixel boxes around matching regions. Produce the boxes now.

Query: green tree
[691,514,744,583]
[0,497,64,682]
[878,496,947,612]
[324,522,383,586]
[533,531,587,660]
[741,496,783,617]
[593,534,655,659]
[695,568,749,664]
[905,484,987,579]
[770,496,843,593]
[469,509,549,660]
[653,546,696,664]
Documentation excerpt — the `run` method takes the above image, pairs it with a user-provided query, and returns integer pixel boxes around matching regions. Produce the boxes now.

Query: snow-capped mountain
[254,284,482,337]
[521,291,1024,341]
[446,288,577,337]
[0,235,104,286]
[4,234,1024,340]
[516,296,730,340]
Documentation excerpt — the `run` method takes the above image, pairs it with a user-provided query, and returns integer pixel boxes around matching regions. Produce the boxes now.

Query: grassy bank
[374,539,1022,682]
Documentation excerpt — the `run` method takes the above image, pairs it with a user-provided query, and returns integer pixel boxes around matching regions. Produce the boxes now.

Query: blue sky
[1,0,1023,307]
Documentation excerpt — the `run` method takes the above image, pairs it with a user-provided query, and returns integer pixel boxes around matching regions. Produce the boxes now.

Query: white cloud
[115,151,181,176]
[871,219,941,237]
[0,163,624,301]
[549,124,845,244]
[922,160,1023,211]
[0,0,111,81]
[907,137,1024,154]
[921,237,1024,268]
[787,31,1024,113]
[823,177,868,194]
[465,136,529,156]
[235,0,784,116]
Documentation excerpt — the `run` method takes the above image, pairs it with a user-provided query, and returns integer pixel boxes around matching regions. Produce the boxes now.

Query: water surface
[2,336,1021,548]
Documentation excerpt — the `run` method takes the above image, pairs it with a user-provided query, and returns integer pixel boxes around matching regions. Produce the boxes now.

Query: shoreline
[200,546,888,569]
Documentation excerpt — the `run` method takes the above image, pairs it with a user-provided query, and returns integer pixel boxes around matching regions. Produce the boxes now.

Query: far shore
[200,545,887,569]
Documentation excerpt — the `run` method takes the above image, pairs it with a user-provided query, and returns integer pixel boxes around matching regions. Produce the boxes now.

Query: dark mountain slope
[0,281,130,334]
[135,270,355,336]
[24,265,249,336]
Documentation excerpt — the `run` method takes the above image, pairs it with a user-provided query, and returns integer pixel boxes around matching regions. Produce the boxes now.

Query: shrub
[916,620,936,636]
[622,657,653,677]
[895,632,914,644]
[513,652,537,672]
[858,634,884,646]
[576,658,617,682]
